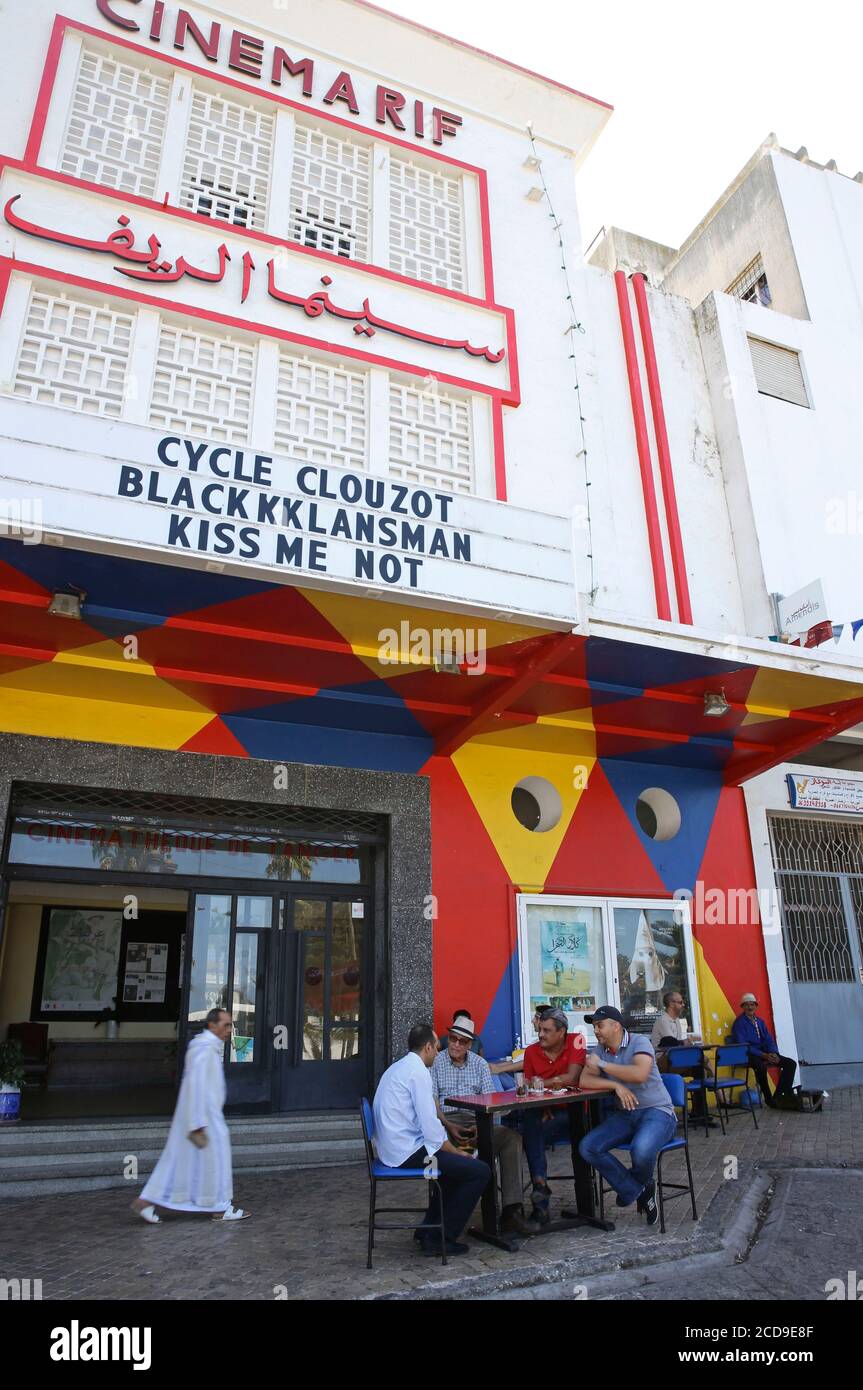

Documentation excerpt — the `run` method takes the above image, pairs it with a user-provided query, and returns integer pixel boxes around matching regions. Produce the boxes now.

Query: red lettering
[271,48,314,96]
[323,71,359,114]
[432,107,463,145]
[229,30,264,78]
[376,86,406,131]
[150,0,165,41]
[97,0,141,31]
[414,99,425,139]
[27,824,44,841]
[174,9,221,62]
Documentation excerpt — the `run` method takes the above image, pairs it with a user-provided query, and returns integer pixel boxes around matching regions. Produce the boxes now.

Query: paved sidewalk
[0,1090,860,1301]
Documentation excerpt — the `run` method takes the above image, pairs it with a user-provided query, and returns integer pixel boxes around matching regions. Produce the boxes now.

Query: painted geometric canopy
[2,537,863,779]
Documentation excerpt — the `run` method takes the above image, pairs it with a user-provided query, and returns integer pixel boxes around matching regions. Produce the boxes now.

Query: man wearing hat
[577,1005,678,1228]
[729,993,796,1107]
[431,1013,538,1235]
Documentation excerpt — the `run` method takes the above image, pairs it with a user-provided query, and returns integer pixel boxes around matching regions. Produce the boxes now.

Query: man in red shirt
[521,1008,586,1225]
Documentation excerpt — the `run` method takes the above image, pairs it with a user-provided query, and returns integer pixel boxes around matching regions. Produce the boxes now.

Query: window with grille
[388,381,474,493]
[727,254,772,308]
[179,88,275,230]
[275,352,368,470]
[11,288,134,418]
[148,324,256,443]
[769,815,863,983]
[288,123,371,261]
[389,156,465,291]
[748,337,810,407]
[59,45,171,197]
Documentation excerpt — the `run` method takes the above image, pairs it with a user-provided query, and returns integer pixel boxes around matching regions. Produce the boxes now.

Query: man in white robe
[132,1008,250,1223]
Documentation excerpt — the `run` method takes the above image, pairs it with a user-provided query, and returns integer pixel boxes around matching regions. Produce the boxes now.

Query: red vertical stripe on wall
[631,273,693,625]
[614,270,672,621]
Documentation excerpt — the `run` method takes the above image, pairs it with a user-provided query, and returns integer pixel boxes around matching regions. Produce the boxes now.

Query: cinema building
[1,0,862,1150]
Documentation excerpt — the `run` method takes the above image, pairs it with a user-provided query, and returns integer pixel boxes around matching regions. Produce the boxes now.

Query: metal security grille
[770,815,863,873]
[769,816,863,983]
[274,352,368,470]
[389,156,465,290]
[148,323,256,444]
[179,88,275,230]
[748,337,809,407]
[9,783,386,844]
[12,288,134,418]
[289,123,371,261]
[727,254,772,307]
[60,45,171,197]
[388,381,473,493]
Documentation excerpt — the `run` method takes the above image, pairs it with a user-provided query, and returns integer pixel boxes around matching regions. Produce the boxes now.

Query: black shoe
[616,1192,637,1208]
[418,1237,469,1256]
[641,1182,659,1227]
[530,1183,551,1226]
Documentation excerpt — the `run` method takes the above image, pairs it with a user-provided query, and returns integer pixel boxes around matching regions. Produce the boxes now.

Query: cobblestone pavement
[480,1168,863,1301]
[1,1089,860,1301]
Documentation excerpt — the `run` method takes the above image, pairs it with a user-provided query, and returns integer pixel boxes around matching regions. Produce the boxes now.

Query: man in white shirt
[373,1023,491,1256]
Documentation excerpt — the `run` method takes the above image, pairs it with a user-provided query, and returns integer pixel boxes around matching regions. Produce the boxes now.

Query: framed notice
[32,907,123,1020]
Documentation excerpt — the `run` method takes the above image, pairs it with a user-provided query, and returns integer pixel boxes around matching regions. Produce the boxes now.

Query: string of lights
[526,123,597,603]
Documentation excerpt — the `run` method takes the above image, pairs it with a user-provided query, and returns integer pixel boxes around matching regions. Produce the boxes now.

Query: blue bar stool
[360,1098,446,1268]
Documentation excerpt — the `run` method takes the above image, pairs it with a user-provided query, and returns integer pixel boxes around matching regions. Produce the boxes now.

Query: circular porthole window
[635,787,681,842]
[511,776,563,833]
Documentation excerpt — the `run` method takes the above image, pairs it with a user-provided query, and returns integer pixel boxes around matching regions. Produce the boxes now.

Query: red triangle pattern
[546,762,668,895]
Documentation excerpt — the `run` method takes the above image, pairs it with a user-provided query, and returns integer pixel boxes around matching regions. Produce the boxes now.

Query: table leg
[467,1112,519,1253]
[558,1098,615,1232]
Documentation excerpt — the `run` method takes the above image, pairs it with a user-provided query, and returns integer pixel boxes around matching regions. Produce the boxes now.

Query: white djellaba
[137,1028,239,1217]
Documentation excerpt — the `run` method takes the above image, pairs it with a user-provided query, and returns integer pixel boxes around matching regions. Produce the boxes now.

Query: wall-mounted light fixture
[703,689,730,718]
[47,590,85,620]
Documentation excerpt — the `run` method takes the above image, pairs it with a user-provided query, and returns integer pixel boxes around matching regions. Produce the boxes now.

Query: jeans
[401,1146,491,1242]
[521,1107,573,1185]
[578,1106,677,1206]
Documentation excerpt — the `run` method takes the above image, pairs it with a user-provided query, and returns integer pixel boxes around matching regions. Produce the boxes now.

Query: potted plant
[94,998,120,1041]
[0,1039,25,1124]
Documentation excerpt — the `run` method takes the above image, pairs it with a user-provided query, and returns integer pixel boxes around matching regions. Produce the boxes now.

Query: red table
[443,1087,614,1251]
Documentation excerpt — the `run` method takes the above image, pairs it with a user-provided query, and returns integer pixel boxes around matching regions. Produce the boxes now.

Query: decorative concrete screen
[59,44,171,198]
[179,87,275,232]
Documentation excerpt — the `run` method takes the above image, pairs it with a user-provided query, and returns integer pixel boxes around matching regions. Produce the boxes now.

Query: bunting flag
[833,624,845,644]
[854,620,863,640]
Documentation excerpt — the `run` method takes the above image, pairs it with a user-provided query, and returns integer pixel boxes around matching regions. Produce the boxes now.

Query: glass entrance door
[275,893,369,1111]
[182,887,371,1112]
[183,892,273,1110]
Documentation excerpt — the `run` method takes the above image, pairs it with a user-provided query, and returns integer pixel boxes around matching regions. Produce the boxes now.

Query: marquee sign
[0,403,578,623]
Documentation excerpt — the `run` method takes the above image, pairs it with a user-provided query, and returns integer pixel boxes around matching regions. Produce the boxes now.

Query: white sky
[375,0,863,252]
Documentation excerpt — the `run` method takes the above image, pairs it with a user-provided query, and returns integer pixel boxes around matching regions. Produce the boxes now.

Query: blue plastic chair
[703,1045,758,1132]
[360,1098,446,1268]
[595,1073,697,1234]
[666,1045,711,1137]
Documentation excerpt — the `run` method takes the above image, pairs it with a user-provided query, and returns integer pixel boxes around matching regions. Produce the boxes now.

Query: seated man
[577,1005,677,1228]
[489,1004,553,1076]
[432,1015,537,1235]
[373,1023,491,1256]
[438,1008,485,1056]
[729,993,796,1108]
[650,990,691,1048]
[520,1007,586,1225]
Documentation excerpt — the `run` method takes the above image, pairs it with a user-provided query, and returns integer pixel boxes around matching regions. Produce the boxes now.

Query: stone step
[0,1137,365,1183]
[0,1116,361,1156]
